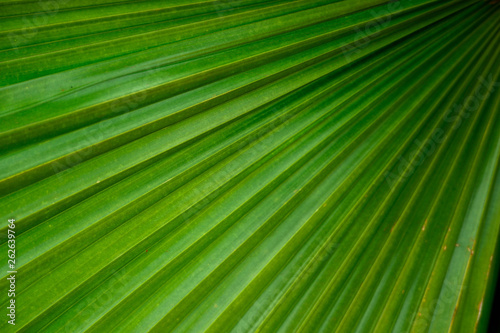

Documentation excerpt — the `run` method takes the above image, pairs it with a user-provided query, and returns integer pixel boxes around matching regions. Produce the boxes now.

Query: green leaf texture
[1,0,499,332]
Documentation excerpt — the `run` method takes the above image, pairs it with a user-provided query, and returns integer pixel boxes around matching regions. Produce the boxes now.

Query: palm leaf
[1,0,499,332]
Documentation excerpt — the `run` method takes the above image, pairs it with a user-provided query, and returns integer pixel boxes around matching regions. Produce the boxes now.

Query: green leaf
[0,0,499,332]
